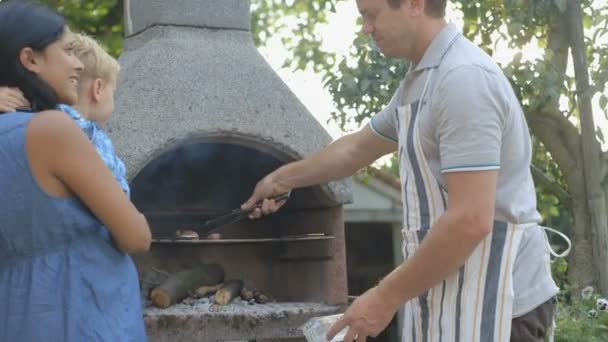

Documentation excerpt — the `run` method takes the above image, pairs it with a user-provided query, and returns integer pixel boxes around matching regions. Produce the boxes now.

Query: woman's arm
[26,110,151,253]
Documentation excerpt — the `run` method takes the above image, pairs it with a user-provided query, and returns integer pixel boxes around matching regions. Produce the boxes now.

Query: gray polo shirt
[370,24,558,317]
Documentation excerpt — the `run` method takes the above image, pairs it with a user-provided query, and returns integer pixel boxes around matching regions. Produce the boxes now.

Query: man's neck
[409,18,448,64]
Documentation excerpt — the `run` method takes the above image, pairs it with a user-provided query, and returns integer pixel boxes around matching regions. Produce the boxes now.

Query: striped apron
[398,41,529,342]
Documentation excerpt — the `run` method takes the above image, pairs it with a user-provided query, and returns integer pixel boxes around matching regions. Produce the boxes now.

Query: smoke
[130,142,283,214]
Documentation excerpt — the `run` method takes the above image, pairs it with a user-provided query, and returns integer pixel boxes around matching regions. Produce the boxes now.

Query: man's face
[356,0,419,59]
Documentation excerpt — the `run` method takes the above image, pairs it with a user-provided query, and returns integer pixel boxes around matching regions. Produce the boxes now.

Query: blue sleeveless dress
[0,112,147,341]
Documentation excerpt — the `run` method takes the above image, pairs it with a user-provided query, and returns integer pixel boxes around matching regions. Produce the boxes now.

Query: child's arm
[0,87,29,112]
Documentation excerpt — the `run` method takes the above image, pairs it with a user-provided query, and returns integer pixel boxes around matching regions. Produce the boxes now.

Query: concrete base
[144,302,341,341]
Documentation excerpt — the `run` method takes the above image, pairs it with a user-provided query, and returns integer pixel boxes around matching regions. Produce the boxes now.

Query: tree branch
[524,15,582,186]
[526,108,581,185]
[530,164,571,204]
[602,151,608,180]
[566,0,608,294]
[566,0,604,189]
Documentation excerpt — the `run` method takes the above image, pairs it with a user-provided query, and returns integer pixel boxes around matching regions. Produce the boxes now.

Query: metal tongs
[197,193,291,235]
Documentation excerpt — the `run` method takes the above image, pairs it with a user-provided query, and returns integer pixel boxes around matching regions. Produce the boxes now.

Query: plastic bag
[300,314,348,342]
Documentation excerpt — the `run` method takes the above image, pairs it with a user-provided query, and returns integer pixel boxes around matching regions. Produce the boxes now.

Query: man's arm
[327,170,497,341]
[375,169,496,304]
[242,125,396,214]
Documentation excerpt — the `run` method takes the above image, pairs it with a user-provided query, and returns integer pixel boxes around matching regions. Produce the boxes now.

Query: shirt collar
[409,23,461,72]
[58,104,85,121]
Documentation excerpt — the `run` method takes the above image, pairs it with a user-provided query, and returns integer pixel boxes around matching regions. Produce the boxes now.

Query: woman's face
[25,27,84,105]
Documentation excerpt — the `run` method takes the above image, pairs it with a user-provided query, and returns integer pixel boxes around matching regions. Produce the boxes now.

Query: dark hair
[0,1,66,111]
[387,0,447,18]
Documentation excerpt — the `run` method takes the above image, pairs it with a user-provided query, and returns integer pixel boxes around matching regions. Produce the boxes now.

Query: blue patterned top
[0,112,146,341]
[59,104,130,197]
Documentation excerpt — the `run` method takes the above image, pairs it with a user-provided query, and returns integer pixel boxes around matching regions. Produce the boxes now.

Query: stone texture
[124,0,250,37]
[143,302,341,341]
[110,24,353,205]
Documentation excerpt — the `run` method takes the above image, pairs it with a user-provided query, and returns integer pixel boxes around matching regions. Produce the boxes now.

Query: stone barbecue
[109,0,352,341]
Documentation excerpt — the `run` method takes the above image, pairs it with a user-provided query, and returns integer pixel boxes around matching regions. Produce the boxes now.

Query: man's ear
[91,78,104,103]
[408,0,426,16]
[19,47,44,74]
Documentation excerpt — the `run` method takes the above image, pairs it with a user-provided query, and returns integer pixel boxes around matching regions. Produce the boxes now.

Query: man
[241,0,558,341]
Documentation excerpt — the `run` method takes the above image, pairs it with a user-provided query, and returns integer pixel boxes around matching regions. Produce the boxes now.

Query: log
[253,289,271,304]
[192,283,223,298]
[240,287,254,301]
[150,264,225,308]
[215,279,244,305]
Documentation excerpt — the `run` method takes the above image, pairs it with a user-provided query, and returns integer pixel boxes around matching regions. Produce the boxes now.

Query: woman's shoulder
[28,110,85,141]
[31,109,74,126]
[25,110,96,166]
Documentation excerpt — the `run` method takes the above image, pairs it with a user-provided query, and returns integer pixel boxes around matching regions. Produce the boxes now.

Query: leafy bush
[553,259,608,341]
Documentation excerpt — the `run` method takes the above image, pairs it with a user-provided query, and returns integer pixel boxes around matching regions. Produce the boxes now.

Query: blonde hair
[72,33,120,82]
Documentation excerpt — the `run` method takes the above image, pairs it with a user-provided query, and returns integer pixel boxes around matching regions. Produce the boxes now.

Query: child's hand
[0,87,29,113]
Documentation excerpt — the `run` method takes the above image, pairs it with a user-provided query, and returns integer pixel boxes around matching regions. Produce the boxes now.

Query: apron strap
[419,69,434,107]
[540,225,572,259]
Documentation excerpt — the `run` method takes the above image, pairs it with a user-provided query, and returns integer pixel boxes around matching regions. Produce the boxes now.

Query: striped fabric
[397,70,526,341]
[401,222,524,342]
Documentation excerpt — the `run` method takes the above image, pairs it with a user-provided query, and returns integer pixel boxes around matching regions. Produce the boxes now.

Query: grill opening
[131,137,347,317]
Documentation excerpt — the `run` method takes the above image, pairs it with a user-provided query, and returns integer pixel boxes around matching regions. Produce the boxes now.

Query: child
[58,33,130,196]
[0,1,150,340]
[0,33,129,196]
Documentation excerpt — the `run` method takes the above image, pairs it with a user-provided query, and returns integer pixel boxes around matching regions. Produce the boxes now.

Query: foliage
[252,0,608,236]
[553,259,608,341]
[37,0,123,57]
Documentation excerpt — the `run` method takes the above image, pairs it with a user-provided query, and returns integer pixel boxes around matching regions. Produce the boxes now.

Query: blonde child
[0,33,129,195]
[58,33,130,196]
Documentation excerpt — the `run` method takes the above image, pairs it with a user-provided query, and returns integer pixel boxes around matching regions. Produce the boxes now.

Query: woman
[0,1,151,341]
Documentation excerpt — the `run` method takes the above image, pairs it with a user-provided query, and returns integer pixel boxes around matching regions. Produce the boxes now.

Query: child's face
[78,76,115,126]
[94,77,116,126]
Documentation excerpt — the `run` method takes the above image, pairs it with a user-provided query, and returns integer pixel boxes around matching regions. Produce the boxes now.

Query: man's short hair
[387,0,447,18]
[72,33,120,82]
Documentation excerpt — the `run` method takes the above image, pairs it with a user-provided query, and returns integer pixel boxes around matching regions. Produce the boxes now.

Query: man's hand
[241,126,396,220]
[326,287,400,342]
[0,87,29,112]
[241,175,291,219]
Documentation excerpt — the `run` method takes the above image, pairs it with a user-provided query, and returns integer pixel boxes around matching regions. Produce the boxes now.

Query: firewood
[150,264,225,308]
[192,283,223,298]
[240,287,254,301]
[253,289,271,304]
[215,279,244,305]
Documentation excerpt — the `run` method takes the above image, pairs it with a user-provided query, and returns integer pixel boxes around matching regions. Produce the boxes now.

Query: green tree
[251,0,608,297]
[39,0,124,57]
